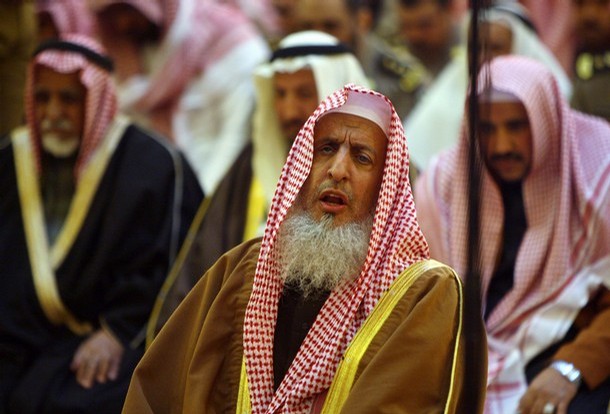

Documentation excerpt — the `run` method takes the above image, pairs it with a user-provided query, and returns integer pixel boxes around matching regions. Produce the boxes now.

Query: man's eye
[356,154,372,164]
[507,121,529,132]
[34,91,49,103]
[61,93,83,104]
[320,145,334,154]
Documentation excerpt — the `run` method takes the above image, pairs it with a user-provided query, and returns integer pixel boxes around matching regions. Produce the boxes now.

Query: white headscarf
[252,31,371,204]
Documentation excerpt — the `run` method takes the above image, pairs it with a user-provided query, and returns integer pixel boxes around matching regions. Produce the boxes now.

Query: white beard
[276,211,373,297]
[41,132,80,158]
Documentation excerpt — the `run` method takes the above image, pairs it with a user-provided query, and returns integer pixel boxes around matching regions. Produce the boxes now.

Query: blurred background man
[88,0,270,194]
[0,35,202,414]
[570,0,610,121]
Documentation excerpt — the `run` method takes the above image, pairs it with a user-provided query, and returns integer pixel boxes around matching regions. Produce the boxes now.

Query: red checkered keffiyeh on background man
[0,34,202,413]
[88,0,270,194]
[416,55,610,414]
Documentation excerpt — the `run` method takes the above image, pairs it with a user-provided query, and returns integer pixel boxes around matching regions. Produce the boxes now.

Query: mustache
[40,118,74,133]
[490,152,524,163]
[316,181,353,203]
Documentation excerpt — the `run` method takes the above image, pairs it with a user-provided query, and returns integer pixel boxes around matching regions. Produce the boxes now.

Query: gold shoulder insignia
[576,51,610,80]
[576,53,593,80]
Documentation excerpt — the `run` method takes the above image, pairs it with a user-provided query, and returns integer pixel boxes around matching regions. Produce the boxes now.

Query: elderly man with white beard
[0,35,203,414]
[122,84,485,414]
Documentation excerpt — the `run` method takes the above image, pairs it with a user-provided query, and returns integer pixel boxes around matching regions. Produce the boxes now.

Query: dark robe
[484,181,527,320]
[273,286,330,390]
[151,142,254,336]
[0,123,203,414]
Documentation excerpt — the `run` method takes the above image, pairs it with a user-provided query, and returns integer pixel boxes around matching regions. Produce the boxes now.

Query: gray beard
[41,132,80,158]
[276,211,373,298]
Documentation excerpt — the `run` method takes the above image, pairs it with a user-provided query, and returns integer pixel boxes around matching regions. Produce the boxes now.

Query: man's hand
[70,328,124,389]
[517,367,578,414]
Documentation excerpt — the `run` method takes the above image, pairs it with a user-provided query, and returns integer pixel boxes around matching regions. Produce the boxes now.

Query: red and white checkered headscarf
[445,55,610,334]
[243,84,429,413]
[90,0,260,136]
[37,0,97,38]
[419,55,610,411]
[25,34,118,179]
[88,0,168,28]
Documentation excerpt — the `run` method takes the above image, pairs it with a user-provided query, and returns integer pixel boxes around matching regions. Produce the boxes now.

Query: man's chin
[41,133,80,158]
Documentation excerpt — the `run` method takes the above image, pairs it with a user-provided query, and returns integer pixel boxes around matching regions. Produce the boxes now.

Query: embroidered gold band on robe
[235,259,460,413]
[145,195,212,347]
[242,177,266,241]
[321,259,463,414]
[12,116,128,336]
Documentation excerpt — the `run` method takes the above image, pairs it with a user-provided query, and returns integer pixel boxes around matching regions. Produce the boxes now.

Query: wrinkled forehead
[34,64,83,86]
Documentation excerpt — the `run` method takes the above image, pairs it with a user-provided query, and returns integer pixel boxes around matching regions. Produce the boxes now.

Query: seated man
[123,84,486,413]
[404,1,573,172]
[292,0,431,119]
[416,55,610,414]
[36,0,97,43]
[88,0,270,194]
[146,30,371,341]
[0,35,203,413]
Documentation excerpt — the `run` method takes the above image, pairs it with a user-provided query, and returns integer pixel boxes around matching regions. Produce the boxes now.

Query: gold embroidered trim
[236,357,251,413]
[50,116,128,267]
[443,269,463,414]
[145,195,212,348]
[12,116,129,335]
[321,259,452,412]
[13,128,91,335]
[242,176,266,242]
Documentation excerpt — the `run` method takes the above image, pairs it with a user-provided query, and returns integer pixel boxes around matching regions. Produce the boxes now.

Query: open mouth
[321,193,346,205]
[319,190,348,213]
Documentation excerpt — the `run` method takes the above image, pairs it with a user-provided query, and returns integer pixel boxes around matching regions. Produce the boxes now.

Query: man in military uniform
[294,0,430,119]
[396,0,459,79]
[570,0,610,122]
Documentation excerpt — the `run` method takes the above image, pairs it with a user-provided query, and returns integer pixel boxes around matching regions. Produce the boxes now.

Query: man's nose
[46,95,63,121]
[280,94,303,120]
[328,149,350,181]
[493,130,514,154]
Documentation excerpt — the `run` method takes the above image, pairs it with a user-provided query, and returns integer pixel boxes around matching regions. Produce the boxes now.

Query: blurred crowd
[1,0,609,413]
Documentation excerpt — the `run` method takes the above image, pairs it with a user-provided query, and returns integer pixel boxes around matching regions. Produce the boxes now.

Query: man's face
[272,0,299,34]
[97,4,159,44]
[572,0,610,52]
[273,69,319,145]
[294,0,356,47]
[478,100,533,183]
[34,66,86,156]
[296,113,387,227]
[398,1,453,64]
